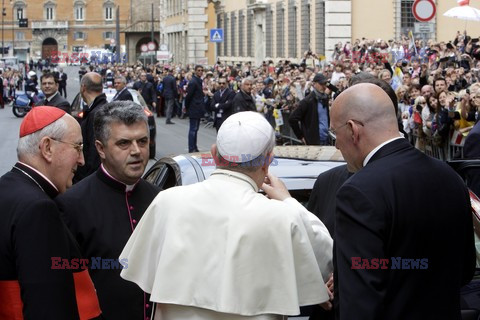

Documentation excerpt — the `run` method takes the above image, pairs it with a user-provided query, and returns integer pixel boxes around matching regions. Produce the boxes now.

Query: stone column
[324,0,351,61]
[187,0,208,64]
[249,1,267,67]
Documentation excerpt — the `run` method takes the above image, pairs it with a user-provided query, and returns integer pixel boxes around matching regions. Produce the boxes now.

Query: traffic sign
[210,29,224,43]
[414,22,434,34]
[141,44,148,52]
[147,42,156,51]
[412,0,436,22]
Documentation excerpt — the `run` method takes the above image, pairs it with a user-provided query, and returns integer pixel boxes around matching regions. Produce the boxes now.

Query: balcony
[247,0,267,11]
[31,21,69,30]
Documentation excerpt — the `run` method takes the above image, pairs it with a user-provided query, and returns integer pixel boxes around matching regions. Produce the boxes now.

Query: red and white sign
[140,44,148,52]
[412,0,436,22]
[147,42,156,51]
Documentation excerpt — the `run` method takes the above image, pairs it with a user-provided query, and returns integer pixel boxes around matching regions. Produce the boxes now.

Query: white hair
[241,77,254,86]
[17,116,68,158]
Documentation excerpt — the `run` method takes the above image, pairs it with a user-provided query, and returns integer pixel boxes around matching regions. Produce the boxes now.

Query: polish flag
[458,0,470,6]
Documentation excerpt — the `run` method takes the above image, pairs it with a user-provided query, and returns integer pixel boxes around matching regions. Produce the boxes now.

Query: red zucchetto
[19,106,66,138]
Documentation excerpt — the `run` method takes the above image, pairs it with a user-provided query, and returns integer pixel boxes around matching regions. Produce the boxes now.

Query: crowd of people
[47,31,477,159]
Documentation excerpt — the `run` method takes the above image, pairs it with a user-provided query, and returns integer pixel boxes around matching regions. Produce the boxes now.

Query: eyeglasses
[329,119,365,140]
[50,138,83,153]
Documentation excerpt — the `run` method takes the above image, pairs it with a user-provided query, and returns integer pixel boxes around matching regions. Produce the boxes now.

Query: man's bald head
[331,83,400,172]
[81,72,103,93]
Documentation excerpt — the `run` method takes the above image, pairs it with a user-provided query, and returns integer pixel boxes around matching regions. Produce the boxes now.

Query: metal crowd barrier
[411,129,465,161]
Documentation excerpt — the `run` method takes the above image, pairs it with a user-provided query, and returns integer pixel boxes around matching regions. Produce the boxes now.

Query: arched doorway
[135,37,158,63]
[42,38,58,60]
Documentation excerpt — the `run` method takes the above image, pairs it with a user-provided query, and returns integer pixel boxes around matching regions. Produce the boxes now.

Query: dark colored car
[71,88,157,158]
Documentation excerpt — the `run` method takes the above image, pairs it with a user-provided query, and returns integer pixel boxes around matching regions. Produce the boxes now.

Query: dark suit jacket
[334,138,475,320]
[59,72,68,87]
[463,121,480,196]
[38,92,71,114]
[74,93,108,183]
[289,91,330,145]
[308,164,352,238]
[57,168,160,320]
[209,88,236,129]
[0,163,101,319]
[133,81,157,107]
[113,88,133,102]
[162,74,178,100]
[232,90,256,113]
[185,75,206,119]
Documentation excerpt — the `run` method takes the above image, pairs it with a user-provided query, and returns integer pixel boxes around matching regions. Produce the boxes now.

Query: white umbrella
[443,5,480,21]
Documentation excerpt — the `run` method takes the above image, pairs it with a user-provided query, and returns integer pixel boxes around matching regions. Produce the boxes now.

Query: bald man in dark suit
[331,83,475,320]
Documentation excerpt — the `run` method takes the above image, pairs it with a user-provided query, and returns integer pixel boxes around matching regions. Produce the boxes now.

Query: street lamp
[1,0,5,58]
[11,0,13,57]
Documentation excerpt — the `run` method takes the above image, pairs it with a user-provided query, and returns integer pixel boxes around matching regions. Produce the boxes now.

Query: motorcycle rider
[25,71,38,95]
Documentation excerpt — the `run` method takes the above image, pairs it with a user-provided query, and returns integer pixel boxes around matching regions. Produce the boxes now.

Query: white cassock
[120,169,333,320]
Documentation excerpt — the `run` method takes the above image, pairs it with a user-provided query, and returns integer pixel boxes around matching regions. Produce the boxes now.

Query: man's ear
[39,136,54,163]
[349,120,361,145]
[261,151,274,175]
[95,140,106,160]
[210,144,220,166]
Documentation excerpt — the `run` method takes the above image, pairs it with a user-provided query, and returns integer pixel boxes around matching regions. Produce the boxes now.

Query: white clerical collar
[101,164,137,191]
[363,135,404,167]
[46,91,59,102]
[17,161,58,191]
[210,168,259,192]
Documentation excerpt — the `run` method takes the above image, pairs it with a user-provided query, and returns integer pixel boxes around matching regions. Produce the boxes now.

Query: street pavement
[0,65,217,176]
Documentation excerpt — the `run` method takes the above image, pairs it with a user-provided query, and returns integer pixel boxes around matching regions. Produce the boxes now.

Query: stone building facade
[206,0,478,66]
[2,0,130,63]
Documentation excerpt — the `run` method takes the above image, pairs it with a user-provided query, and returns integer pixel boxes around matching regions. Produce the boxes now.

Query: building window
[265,6,273,58]
[276,3,284,58]
[105,6,113,20]
[288,0,297,58]
[16,8,23,20]
[301,0,310,54]
[45,6,54,20]
[15,31,24,40]
[75,6,84,20]
[104,31,113,39]
[74,31,86,40]
[400,0,415,37]
[315,0,325,55]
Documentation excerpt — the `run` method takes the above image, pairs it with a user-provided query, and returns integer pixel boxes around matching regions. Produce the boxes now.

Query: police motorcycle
[12,71,44,118]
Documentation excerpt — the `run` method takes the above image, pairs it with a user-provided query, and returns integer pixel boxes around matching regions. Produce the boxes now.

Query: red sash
[0,280,23,319]
[73,270,102,319]
[0,270,101,320]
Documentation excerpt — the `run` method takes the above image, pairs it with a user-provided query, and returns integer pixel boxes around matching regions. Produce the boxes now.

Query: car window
[131,90,148,108]
[144,163,178,191]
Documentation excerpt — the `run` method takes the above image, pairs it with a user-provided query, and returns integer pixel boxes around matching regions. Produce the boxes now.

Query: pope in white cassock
[120,111,334,320]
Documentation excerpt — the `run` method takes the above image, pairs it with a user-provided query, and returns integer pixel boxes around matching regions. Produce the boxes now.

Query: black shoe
[166,121,175,124]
